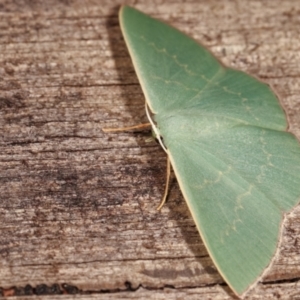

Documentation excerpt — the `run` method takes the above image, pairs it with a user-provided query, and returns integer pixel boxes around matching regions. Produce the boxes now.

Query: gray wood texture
[1,0,300,299]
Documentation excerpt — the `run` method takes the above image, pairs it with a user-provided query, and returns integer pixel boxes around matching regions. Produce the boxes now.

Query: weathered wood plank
[0,0,300,298]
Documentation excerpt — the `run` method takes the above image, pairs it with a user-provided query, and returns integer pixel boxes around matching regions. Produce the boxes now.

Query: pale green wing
[159,116,300,294]
[119,6,286,131]
[119,5,300,295]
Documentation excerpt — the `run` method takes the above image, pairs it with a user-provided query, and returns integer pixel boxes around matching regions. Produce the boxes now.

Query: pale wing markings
[188,129,299,210]
[221,184,254,242]
[138,34,259,122]
[139,35,211,80]
[182,144,251,236]
[150,74,200,93]
[180,139,278,243]
[257,130,274,184]
[190,165,232,190]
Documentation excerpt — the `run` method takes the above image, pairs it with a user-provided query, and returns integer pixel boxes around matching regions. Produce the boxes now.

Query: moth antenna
[157,156,171,210]
[102,123,151,132]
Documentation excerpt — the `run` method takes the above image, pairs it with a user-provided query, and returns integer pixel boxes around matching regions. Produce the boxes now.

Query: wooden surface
[1,0,300,299]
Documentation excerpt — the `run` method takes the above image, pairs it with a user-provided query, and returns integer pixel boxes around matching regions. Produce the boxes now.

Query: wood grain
[0,0,300,299]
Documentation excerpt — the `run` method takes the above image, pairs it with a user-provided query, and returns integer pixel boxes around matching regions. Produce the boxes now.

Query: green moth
[118,5,300,297]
